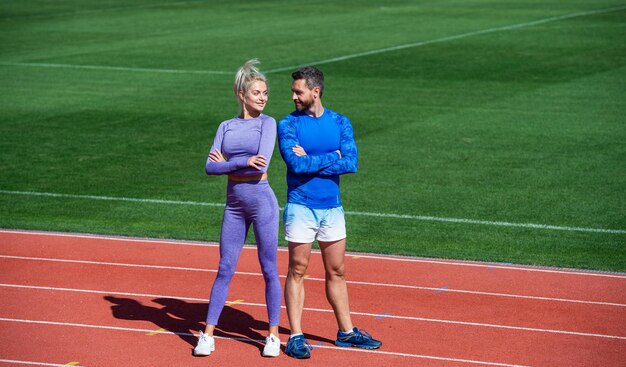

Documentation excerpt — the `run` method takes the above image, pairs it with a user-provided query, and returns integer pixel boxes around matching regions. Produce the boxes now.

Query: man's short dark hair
[292,66,324,97]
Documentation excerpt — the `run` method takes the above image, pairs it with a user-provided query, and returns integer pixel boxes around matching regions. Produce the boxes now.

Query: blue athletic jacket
[277,108,358,209]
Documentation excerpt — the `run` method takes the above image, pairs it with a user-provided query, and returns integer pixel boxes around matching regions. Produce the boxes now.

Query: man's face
[291,79,315,111]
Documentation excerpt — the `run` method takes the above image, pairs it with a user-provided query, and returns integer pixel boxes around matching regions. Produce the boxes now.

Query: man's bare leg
[284,242,312,335]
[319,239,354,332]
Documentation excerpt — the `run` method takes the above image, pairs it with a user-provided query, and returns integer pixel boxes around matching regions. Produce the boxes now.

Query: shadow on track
[104,296,334,354]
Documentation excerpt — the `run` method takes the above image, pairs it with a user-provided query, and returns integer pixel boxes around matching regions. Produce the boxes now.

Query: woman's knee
[216,259,238,279]
[259,260,279,281]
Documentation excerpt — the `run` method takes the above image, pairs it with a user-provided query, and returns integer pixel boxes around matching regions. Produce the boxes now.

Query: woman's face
[241,80,268,115]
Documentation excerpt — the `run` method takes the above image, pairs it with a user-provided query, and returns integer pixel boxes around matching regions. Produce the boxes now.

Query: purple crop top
[205,114,277,176]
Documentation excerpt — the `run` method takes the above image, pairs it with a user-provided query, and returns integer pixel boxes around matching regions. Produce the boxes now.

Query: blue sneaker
[335,328,382,349]
[285,334,312,359]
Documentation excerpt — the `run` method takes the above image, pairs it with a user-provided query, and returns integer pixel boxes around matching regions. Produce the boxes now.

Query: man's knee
[288,258,309,280]
[289,262,308,278]
[325,263,346,279]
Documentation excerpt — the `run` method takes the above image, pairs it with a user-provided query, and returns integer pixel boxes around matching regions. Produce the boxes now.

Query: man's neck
[304,102,324,118]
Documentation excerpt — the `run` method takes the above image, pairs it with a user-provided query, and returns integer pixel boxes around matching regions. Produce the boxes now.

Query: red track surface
[0,229,625,366]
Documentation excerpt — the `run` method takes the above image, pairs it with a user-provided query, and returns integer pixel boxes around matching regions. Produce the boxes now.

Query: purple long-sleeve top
[205,114,277,176]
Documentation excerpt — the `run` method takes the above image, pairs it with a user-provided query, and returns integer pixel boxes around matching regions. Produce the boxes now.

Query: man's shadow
[104,296,333,353]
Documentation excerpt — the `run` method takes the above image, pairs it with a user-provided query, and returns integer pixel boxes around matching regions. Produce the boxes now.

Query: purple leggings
[205,179,281,326]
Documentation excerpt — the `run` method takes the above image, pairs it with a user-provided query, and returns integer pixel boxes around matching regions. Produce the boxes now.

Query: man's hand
[292,145,307,157]
[293,145,341,158]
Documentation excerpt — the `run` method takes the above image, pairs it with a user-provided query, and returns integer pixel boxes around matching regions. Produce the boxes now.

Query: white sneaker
[193,331,215,356]
[262,333,281,357]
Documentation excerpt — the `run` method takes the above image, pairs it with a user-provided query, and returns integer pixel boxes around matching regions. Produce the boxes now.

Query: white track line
[0,62,230,75]
[2,228,626,279]
[0,318,529,366]
[1,283,624,341]
[1,189,624,235]
[265,5,626,73]
[2,255,624,307]
[0,360,86,367]
[344,211,626,235]
[1,6,624,78]
[0,228,222,247]
[0,0,206,21]
[344,254,626,279]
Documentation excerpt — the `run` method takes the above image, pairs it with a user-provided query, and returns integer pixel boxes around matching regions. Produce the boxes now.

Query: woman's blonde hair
[234,59,267,108]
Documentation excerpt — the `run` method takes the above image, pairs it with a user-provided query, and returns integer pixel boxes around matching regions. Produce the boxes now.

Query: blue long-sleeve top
[277,108,358,209]
[205,114,276,176]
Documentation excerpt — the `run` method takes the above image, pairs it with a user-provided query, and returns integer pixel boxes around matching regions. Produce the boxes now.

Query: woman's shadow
[104,296,333,354]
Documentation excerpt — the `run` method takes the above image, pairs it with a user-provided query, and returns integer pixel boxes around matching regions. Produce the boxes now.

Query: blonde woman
[195,59,281,357]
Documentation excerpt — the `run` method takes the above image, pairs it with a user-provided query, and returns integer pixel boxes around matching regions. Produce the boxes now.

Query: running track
[0,229,624,366]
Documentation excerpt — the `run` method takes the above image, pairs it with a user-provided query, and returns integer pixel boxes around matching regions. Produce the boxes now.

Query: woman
[194,59,281,357]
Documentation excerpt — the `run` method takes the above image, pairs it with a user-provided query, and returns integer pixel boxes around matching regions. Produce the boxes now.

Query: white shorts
[283,203,346,243]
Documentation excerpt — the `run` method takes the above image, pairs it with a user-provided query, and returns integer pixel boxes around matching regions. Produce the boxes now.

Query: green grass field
[1,1,625,271]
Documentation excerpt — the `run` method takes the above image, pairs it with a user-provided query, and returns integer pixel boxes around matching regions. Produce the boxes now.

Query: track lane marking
[1,283,624,340]
[2,5,624,82]
[0,318,530,366]
[0,360,86,367]
[1,190,624,235]
[2,255,624,307]
[2,229,625,279]
[266,5,626,73]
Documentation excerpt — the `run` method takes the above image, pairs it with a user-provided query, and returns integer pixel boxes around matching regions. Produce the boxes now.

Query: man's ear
[313,86,321,99]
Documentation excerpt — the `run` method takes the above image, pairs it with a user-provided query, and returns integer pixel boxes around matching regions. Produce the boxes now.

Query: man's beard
[295,98,313,111]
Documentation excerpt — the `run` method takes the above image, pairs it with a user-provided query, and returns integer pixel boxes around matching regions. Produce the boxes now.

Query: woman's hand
[247,155,267,170]
[209,150,226,162]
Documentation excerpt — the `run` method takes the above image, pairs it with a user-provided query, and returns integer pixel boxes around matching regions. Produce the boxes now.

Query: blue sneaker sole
[285,352,311,359]
[335,340,382,349]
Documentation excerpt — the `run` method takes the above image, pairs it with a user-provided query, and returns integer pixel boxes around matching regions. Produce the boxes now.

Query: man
[277,66,382,359]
